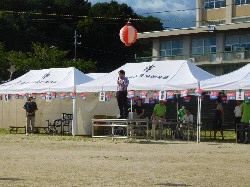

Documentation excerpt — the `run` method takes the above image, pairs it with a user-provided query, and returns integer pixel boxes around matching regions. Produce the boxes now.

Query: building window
[234,0,250,5]
[160,40,183,56]
[191,37,216,54]
[204,0,226,9]
[225,34,250,51]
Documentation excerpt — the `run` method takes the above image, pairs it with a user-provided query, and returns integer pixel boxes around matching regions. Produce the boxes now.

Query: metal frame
[91,119,149,142]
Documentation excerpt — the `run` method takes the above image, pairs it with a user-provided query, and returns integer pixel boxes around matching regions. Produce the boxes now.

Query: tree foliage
[0,0,163,81]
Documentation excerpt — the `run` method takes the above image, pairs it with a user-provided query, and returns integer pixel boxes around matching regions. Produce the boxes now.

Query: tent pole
[197,97,200,143]
[72,92,77,137]
[199,95,202,143]
[176,94,179,121]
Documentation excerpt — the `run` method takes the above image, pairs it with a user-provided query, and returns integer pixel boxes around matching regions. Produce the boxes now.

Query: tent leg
[72,96,77,136]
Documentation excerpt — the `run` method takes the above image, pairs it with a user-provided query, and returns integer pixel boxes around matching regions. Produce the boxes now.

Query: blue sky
[89,0,197,29]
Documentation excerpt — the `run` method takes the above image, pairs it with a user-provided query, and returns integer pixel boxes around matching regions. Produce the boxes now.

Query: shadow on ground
[0,178,23,181]
[155,182,192,186]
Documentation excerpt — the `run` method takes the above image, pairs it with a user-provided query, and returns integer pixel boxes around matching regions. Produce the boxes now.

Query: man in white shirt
[116,70,129,119]
[234,100,242,141]
[182,108,193,124]
[180,108,194,140]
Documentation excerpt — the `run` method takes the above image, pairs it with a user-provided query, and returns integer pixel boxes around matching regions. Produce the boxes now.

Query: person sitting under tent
[135,98,145,119]
[179,108,194,140]
[152,100,167,140]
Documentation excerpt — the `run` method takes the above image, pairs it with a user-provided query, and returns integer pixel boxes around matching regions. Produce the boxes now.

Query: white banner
[99,91,106,102]
[236,90,244,100]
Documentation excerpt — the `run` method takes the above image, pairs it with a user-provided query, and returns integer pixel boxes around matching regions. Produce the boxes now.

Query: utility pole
[74,30,81,61]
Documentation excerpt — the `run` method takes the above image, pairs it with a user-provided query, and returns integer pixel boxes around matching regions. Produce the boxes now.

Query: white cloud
[88,0,197,28]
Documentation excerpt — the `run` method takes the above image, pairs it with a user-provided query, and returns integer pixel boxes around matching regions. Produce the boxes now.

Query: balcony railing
[136,50,250,65]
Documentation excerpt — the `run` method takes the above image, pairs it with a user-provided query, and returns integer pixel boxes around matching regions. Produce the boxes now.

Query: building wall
[196,0,250,26]
[203,8,226,22]
[233,4,250,18]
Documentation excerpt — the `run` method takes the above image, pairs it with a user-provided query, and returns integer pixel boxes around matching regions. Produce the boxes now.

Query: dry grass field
[0,133,249,187]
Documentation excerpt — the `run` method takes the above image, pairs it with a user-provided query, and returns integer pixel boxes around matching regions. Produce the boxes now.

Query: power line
[0,5,239,24]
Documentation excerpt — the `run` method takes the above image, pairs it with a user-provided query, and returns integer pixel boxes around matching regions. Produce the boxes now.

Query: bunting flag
[41,93,46,100]
[210,91,219,100]
[167,91,175,100]
[149,97,156,105]
[22,93,28,99]
[140,91,147,99]
[127,91,135,99]
[227,92,236,100]
[184,96,191,102]
[32,93,37,99]
[70,92,76,99]
[195,89,203,97]
[81,92,87,100]
[222,96,228,104]
[180,90,188,97]
[51,92,57,99]
[105,93,112,101]
[60,92,66,99]
[245,92,250,100]
[153,92,159,100]
[15,94,20,99]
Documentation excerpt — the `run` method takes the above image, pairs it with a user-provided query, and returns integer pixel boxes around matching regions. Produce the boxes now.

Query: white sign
[46,92,52,102]
[236,91,244,100]
[159,90,166,100]
[99,91,106,102]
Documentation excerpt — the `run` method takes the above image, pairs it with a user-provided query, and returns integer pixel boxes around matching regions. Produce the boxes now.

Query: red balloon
[120,22,137,46]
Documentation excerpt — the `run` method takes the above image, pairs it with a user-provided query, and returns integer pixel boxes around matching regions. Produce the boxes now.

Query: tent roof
[76,60,215,92]
[86,73,107,79]
[0,67,93,94]
[200,63,250,91]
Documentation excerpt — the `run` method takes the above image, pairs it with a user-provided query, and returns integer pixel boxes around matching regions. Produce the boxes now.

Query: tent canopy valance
[76,60,215,92]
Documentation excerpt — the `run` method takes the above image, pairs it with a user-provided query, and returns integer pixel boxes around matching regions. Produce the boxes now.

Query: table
[91,119,149,141]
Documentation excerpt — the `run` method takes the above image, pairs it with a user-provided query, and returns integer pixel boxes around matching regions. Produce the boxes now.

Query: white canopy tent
[76,60,215,139]
[200,63,250,91]
[0,67,93,136]
[77,60,215,92]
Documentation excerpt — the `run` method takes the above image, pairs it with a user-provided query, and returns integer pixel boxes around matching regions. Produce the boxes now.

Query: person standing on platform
[135,98,145,119]
[116,70,129,119]
[23,96,38,135]
[213,97,224,140]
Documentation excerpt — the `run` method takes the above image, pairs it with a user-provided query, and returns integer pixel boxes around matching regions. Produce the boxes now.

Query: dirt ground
[0,134,249,187]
